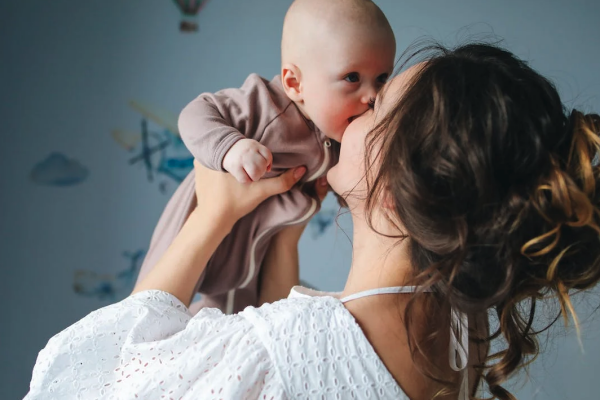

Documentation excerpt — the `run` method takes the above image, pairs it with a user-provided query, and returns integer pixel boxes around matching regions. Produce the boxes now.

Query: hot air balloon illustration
[172,0,210,32]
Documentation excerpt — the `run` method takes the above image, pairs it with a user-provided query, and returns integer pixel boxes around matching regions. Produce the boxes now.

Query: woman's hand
[193,160,307,230]
[133,161,307,305]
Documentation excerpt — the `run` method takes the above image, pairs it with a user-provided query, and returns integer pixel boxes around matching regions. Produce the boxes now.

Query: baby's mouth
[349,109,368,124]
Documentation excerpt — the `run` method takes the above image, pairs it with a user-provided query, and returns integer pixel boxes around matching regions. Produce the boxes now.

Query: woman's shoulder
[240,287,349,339]
[28,290,287,399]
[242,286,341,322]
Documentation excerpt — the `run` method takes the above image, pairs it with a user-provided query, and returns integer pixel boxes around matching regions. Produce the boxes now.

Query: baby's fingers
[256,144,273,172]
[244,154,270,182]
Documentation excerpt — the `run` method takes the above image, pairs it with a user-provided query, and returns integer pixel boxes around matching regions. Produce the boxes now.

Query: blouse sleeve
[26,290,286,399]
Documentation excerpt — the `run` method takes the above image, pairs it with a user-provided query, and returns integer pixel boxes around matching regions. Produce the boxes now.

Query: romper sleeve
[178,73,278,171]
[25,290,287,400]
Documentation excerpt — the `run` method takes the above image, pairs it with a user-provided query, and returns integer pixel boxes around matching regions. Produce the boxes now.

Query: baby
[136,0,396,313]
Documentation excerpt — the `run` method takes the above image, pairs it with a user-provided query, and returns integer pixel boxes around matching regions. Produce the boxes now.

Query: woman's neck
[342,210,414,297]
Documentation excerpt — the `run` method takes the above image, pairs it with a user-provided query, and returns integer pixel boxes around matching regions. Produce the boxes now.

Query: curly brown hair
[364,42,600,399]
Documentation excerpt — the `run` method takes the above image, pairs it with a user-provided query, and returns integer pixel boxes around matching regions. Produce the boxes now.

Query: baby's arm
[178,75,273,183]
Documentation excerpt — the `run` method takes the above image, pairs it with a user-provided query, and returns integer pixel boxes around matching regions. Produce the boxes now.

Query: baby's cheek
[317,103,336,122]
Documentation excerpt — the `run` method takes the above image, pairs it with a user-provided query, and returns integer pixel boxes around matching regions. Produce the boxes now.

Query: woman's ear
[381,188,395,210]
[281,64,303,102]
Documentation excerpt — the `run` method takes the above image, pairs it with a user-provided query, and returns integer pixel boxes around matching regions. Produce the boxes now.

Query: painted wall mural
[112,100,194,194]
[73,249,146,300]
[30,152,89,186]
[308,207,337,239]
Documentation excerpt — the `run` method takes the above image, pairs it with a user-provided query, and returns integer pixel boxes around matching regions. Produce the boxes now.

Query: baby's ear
[281,64,303,102]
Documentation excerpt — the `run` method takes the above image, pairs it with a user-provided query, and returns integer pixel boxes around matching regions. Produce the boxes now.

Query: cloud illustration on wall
[30,152,90,186]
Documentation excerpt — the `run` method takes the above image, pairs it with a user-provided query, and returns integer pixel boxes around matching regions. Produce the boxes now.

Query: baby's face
[299,35,395,142]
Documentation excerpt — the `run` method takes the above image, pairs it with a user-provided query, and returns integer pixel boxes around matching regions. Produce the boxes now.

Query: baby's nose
[361,86,377,104]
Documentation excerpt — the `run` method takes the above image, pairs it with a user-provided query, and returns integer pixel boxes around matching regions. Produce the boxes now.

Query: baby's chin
[325,124,348,143]
[320,120,350,143]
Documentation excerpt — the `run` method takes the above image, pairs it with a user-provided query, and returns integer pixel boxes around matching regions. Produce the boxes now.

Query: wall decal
[112,100,193,193]
[30,152,89,186]
[73,249,146,300]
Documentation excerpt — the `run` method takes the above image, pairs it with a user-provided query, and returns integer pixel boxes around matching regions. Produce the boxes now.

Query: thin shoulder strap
[450,308,469,400]
[339,286,422,303]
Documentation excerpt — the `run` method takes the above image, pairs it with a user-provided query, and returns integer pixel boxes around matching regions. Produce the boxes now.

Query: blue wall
[1,1,599,399]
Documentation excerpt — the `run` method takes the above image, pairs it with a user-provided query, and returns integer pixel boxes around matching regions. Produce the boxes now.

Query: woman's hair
[365,42,600,399]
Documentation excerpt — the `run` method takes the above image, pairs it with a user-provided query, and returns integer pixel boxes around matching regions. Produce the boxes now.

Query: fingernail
[294,167,307,179]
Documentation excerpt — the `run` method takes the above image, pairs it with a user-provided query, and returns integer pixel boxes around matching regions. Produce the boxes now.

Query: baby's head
[281,0,396,142]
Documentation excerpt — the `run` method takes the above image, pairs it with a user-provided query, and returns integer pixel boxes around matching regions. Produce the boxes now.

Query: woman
[26,43,600,400]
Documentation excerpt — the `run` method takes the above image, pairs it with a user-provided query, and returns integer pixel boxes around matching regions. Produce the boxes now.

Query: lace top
[26,288,407,399]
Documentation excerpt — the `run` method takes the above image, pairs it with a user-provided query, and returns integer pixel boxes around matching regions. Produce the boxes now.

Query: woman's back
[344,292,489,400]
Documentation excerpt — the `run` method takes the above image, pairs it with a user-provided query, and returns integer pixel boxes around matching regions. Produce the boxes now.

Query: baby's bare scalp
[281,0,395,65]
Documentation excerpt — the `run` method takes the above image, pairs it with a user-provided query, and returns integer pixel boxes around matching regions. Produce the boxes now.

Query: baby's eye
[377,73,389,84]
[344,73,360,83]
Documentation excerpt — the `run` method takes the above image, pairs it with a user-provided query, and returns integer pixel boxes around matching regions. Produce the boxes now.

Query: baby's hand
[222,139,273,183]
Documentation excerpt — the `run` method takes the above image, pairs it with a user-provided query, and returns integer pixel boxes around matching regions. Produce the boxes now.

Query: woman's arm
[132,161,307,307]
[131,208,232,306]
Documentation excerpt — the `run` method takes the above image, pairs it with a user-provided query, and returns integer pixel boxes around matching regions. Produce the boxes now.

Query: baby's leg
[135,170,198,285]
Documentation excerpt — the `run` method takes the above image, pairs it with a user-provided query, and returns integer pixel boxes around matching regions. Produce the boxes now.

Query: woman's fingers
[231,166,252,184]
[255,166,306,199]
[193,160,307,223]
[315,176,329,201]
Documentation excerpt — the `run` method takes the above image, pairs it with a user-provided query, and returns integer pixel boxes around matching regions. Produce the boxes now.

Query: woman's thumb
[293,166,307,180]
[260,166,306,197]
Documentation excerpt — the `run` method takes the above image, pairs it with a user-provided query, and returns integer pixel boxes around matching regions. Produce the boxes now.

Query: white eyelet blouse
[26,288,412,399]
